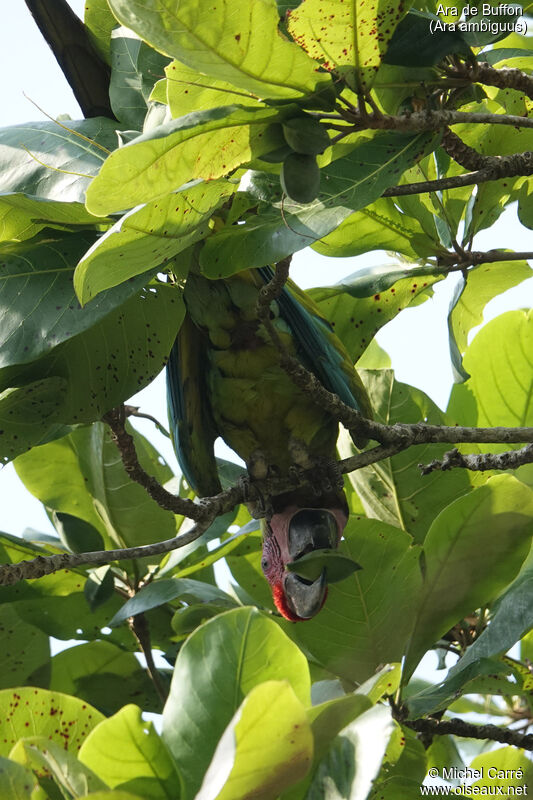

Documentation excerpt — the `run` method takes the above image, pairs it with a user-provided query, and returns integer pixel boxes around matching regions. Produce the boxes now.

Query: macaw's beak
[284,569,327,620]
[283,508,339,620]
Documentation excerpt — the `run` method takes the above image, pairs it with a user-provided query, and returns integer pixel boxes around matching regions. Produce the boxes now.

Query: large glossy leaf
[281,520,421,684]
[49,641,161,715]
[197,681,313,800]
[305,705,395,800]
[110,29,170,128]
[79,705,181,799]
[86,104,286,215]
[164,61,262,118]
[460,310,533,429]
[109,577,237,627]
[0,118,120,203]
[107,0,331,100]
[200,131,437,274]
[75,179,234,303]
[471,747,533,791]
[0,688,104,757]
[0,533,129,644]
[403,475,533,679]
[0,193,104,243]
[161,607,310,800]
[0,282,183,461]
[288,0,412,91]
[0,231,159,370]
[447,260,532,382]
[383,9,470,66]
[0,756,45,800]
[0,379,70,464]
[0,605,49,690]
[339,371,470,542]
[418,549,533,712]
[312,196,439,260]
[10,737,108,797]
[85,0,117,62]
[309,268,443,362]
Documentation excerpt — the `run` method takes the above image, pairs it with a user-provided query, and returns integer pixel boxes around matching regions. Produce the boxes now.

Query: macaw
[167,266,372,621]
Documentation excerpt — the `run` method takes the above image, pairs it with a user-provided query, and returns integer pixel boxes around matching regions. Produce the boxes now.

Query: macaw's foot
[305,457,344,496]
[240,474,273,519]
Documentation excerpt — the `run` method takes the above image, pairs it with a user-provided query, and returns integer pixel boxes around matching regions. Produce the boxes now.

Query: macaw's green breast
[184,272,338,475]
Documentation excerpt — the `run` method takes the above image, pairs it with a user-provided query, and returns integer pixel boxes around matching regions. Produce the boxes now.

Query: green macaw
[167,266,372,621]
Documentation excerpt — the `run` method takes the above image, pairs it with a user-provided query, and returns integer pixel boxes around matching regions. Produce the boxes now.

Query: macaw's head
[261,499,348,622]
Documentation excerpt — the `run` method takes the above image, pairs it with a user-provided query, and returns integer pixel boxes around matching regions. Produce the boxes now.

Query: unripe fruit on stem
[282,115,330,155]
[280,153,320,204]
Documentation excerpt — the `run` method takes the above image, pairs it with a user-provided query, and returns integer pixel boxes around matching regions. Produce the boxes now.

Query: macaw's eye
[261,557,270,573]
[288,509,338,560]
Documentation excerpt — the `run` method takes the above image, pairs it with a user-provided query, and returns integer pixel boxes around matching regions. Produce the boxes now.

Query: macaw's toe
[284,569,327,620]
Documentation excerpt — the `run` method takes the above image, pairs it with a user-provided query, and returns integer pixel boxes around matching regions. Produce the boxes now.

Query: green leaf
[161,607,310,799]
[0,605,50,690]
[0,688,104,757]
[282,520,422,685]
[197,681,313,800]
[430,549,533,701]
[107,0,331,100]
[110,578,237,627]
[0,756,46,800]
[1,283,183,456]
[0,118,120,203]
[86,105,287,215]
[53,512,105,552]
[309,267,443,362]
[307,694,373,762]
[461,310,533,429]
[460,6,523,47]
[84,0,118,62]
[75,180,234,302]
[369,726,427,799]
[164,61,263,117]
[286,549,361,583]
[403,475,533,679]
[79,705,181,799]
[304,706,395,800]
[339,371,471,542]
[200,131,437,274]
[471,747,533,790]
[406,657,512,718]
[10,736,108,797]
[447,261,532,382]
[110,29,170,128]
[312,196,439,260]
[0,193,105,243]
[0,379,70,463]
[0,232,158,370]
[384,9,470,66]
[287,0,412,91]
[85,566,115,611]
[18,422,176,550]
[49,641,162,715]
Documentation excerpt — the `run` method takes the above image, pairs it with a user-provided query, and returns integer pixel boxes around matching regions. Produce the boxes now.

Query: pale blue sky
[0,2,531,540]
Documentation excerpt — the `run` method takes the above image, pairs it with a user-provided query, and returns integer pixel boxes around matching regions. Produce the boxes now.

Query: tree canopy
[0,0,532,797]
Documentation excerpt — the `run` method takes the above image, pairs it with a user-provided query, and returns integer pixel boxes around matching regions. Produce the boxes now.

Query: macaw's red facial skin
[261,502,348,622]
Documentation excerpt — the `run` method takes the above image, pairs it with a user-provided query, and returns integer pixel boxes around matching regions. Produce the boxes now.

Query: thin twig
[398,713,533,750]
[420,444,533,475]
[129,613,168,706]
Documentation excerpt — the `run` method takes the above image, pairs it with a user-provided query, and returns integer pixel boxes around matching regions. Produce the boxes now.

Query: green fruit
[258,143,294,163]
[280,153,320,204]
[282,115,330,155]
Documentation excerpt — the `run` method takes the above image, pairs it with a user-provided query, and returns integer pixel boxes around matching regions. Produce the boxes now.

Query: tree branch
[24,0,114,119]
[353,108,533,133]
[420,444,533,475]
[383,151,533,197]
[449,60,533,102]
[441,128,492,171]
[129,612,168,706]
[397,712,533,751]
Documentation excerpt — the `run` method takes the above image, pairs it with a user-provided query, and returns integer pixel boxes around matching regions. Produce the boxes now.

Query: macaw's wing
[257,267,373,421]
[166,314,222,497]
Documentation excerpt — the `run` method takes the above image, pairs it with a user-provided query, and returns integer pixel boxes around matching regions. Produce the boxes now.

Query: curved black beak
[284,569,327,620]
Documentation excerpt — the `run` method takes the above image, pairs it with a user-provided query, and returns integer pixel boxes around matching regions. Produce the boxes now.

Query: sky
[0,1,531,545]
